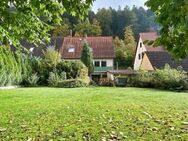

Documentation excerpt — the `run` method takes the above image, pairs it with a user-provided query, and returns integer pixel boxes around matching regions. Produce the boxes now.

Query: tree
[124,26,136,67]
[81,42,93,75]
[114,36,127,69]
[146,0,188,59]
[91,18,102,36]
[74,18,102,36]
[96,8,113,36]
[53,24,70,37]
[0,0,93,49]
[115,26,136,69]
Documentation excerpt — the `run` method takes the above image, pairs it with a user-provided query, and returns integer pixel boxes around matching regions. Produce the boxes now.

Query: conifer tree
[81,42,94,75]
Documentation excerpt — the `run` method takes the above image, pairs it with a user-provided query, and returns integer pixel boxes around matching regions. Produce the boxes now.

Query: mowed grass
[0,87,188,140]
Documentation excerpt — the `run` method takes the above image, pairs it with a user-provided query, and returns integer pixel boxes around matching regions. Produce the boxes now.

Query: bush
[0,46,22,86]
[128,65,188,91]
[37,48,62,84]
[128,70,154,88]
[42,48,61,67]
[99,78,116,87]
[48,71,67,87]
[56,79,88,88]
[56,60,88,79]
[25,73,40,87]
[152,65,187,91]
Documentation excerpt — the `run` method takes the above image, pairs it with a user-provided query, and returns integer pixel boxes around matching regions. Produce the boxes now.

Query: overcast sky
[92,0,147,12]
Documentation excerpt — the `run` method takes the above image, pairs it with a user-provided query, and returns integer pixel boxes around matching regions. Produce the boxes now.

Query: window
[142,52,145,59]
[140,42,142,48]
[68,47,75,53]
[94,61,100,67]
[101,61,107,67]
[138,54,141,60]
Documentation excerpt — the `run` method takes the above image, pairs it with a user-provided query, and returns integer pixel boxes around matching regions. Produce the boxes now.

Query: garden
[1,46,188,91]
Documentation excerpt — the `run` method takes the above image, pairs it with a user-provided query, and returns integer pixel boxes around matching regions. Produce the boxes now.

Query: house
[133,32,165,70]
[61,36,115,81]
[133,32,188,71]
[11,37,64,56]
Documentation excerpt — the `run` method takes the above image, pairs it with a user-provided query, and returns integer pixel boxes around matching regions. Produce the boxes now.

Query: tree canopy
[62,6,158,39]
[115,26,136,69]
[0,0,93,48]
[146,0,188,59]
[74,18,102,37]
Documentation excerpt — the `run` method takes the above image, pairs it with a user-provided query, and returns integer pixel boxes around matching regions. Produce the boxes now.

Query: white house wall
[93,59,114,67]
[133,37,147,70]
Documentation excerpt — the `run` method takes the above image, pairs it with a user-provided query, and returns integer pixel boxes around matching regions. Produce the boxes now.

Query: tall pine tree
[81,42,94,75]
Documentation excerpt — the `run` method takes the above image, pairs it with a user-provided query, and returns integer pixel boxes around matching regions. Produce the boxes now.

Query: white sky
[92,0,147,12]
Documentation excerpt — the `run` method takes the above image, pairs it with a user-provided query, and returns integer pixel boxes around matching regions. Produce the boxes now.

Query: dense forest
[54,6,159,39]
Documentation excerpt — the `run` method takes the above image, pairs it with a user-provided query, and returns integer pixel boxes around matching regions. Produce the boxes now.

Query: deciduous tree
[0,0,93,48]
[146,0,188,59]
[74,18,102,36]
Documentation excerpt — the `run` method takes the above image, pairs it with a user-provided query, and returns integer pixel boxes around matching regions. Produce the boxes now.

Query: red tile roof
[139,32,165,52]
[61,37,115,59]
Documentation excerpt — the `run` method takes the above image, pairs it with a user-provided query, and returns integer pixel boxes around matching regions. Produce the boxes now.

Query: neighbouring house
[133,32,188,71]
[61,36,115,81]
[11,37,64,56]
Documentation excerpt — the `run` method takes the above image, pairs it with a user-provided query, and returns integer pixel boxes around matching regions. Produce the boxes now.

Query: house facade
[134,32,188,71]
[134,32,165,70]
[61,36,115,80]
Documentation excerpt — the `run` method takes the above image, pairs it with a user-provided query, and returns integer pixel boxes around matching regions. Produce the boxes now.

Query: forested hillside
[55,6,159,39]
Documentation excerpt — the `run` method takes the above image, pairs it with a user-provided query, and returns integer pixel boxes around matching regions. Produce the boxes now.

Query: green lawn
[0,87,188,140]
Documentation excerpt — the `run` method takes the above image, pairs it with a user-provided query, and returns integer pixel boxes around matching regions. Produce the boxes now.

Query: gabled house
[11,37,64,56]
[133,32,188,71]
[133,32,165,70]
[61,36,115,80]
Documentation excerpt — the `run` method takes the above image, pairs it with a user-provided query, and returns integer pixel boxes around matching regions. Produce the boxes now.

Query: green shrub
[57,79,88,88]
[56,60,88,79]
[128,70,154,88]
[20,55,42,86]
[48,71,67,87]
[42,48,61,67]
[37,49,61,84]
[152,65,187,90]
[25,73,39,87]
[0,46,22,86]
[128,65,188,91]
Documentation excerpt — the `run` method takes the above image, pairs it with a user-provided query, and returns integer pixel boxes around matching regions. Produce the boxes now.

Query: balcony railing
[94,67,113,72]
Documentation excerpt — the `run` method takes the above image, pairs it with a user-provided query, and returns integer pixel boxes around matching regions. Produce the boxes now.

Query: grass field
[0,87,188,140]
